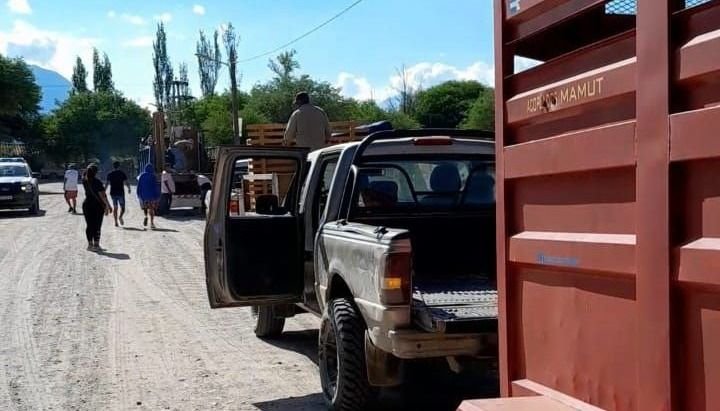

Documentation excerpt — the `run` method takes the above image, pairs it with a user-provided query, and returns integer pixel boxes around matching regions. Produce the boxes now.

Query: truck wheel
[319,298,373,411]
[29,197,39,215]
[252,305,285,338]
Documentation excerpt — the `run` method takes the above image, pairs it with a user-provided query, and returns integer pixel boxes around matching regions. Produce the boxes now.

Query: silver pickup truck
[204,129,498,410]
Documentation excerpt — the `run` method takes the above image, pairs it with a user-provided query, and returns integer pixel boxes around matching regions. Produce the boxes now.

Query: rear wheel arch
[327,273,353,302]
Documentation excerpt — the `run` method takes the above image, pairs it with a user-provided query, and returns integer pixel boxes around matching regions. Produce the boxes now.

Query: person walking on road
[283,92,332,151]
[106,161,131,227]
[63,164,79,213]
[137,164,160,229]
[160,164,175,215]
[82,164,111,251]
[196,172,211,215]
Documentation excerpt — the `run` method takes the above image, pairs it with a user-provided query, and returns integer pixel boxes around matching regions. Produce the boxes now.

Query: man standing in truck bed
[283,92,332,150]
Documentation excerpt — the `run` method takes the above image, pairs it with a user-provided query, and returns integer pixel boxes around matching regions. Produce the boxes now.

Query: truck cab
[204,129,498,409]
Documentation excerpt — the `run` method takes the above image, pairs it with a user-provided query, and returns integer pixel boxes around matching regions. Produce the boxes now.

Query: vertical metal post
[229,56,240,145]
[493,0,512,397]
[636,1,672,410]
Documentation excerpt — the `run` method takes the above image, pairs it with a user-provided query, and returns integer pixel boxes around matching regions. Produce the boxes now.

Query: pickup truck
[204,129,498,410]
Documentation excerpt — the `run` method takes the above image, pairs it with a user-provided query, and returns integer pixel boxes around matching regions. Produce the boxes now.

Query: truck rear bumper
[372,328,497,359]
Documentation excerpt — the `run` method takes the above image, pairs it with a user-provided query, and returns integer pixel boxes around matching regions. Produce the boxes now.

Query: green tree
[101,53,114,91]
[0,54,41,141]
[461,88,494,131]
[246,50,354,123]
[386,111,420,129]
[347,100,421,129]
[349,100,387,124]
[92,49,114,92]
[196,29,222,97]
[182,92,268,146]
[42,92,150,163]
[71,56,88,94]
[414,80,488,128]
[153,23,173,111]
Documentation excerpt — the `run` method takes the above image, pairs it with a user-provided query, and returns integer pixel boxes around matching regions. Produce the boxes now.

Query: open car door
[204,146,309,308]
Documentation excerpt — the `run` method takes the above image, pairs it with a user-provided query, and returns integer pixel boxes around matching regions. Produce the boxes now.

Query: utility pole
[228,55,240,144]
[196,52,241,144]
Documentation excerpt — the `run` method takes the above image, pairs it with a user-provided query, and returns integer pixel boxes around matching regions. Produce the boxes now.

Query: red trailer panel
[462,1,720,410]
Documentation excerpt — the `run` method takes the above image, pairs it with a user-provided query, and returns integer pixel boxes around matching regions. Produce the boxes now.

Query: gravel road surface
[0,183,494,411]
[0,183,324,411]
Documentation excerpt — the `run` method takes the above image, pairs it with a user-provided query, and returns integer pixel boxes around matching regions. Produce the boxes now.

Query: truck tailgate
[412,277,497,334]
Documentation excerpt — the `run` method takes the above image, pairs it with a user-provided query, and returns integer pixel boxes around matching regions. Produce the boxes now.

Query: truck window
[316,157,339,225]
[227,157,299,217]
[352,159,494,215]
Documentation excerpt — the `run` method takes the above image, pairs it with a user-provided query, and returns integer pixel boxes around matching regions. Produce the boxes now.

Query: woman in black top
[82,164,112,250]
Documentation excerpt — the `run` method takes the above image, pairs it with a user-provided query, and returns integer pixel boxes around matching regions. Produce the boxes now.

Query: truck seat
[421,163,461,206]
[463,171,495,205]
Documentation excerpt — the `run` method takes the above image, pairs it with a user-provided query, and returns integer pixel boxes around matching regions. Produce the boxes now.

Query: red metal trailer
[462,1,720,410]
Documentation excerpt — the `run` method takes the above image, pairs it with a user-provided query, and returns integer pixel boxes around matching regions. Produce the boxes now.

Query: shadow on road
[95,251,130,260]
[253,393,325,411]
[161,212,205,222]
[121,227,145,232]
[150,227,179,233]
[0,210,47,219]
[261,329,319,366]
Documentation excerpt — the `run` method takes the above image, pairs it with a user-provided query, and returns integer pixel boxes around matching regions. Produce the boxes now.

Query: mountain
[30,65,72,113]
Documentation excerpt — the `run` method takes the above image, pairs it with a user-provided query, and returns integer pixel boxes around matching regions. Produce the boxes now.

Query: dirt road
[0,183,324,411]
[0,183,495,410]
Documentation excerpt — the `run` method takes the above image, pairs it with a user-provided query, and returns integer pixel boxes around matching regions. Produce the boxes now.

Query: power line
[236,0,364,64]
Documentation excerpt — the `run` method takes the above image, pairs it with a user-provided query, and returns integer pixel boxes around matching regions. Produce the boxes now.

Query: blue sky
[1,0,496,108]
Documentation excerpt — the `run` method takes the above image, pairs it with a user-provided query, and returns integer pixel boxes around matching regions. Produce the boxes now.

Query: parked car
[0,160,40,214]
[204,129,498,410]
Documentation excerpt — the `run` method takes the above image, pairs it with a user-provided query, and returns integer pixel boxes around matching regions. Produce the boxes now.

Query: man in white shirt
[160,164,175,215]
[283,92,332,150]
[63,164,79,213]
[196,173,211,214]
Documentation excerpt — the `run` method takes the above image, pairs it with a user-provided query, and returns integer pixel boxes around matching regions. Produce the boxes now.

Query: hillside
[30,65,71,113]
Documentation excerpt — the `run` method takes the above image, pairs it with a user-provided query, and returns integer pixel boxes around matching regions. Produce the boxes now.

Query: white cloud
[0,20,98,79]
[389,61,495,91]
[192,4,205,15]
[132,95,156,111]
[336,58,545,102]
[514,56,542,74]
[154,12,172,23]
[336,60,496,102]
[122,36,153,48]
[7,0,31,14]
[335,72,377,101]
[107,10,116,18]
[121,13,146,26]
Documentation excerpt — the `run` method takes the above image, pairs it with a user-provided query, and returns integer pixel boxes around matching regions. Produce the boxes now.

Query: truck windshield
[352,159,494,214]
[0,165,29,177]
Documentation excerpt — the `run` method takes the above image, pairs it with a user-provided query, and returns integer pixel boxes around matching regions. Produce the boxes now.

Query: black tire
[319,298,373,411]
[29,197,39,215]
[252,305,285,338]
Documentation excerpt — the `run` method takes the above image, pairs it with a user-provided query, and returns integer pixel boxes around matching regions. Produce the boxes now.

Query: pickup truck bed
[412,276,498,334]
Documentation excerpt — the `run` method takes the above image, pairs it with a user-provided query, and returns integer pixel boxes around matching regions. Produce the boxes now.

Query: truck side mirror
[32,172,41,179]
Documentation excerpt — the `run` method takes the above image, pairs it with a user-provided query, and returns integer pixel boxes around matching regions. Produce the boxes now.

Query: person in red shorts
[63,164,79,213]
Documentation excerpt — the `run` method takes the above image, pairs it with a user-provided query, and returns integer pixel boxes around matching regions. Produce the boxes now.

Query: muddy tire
[252,305,285,338]
[319,298,373,411]
[29,197,39,215]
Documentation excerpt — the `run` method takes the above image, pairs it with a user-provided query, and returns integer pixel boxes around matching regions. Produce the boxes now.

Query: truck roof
[308,135,494,161]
